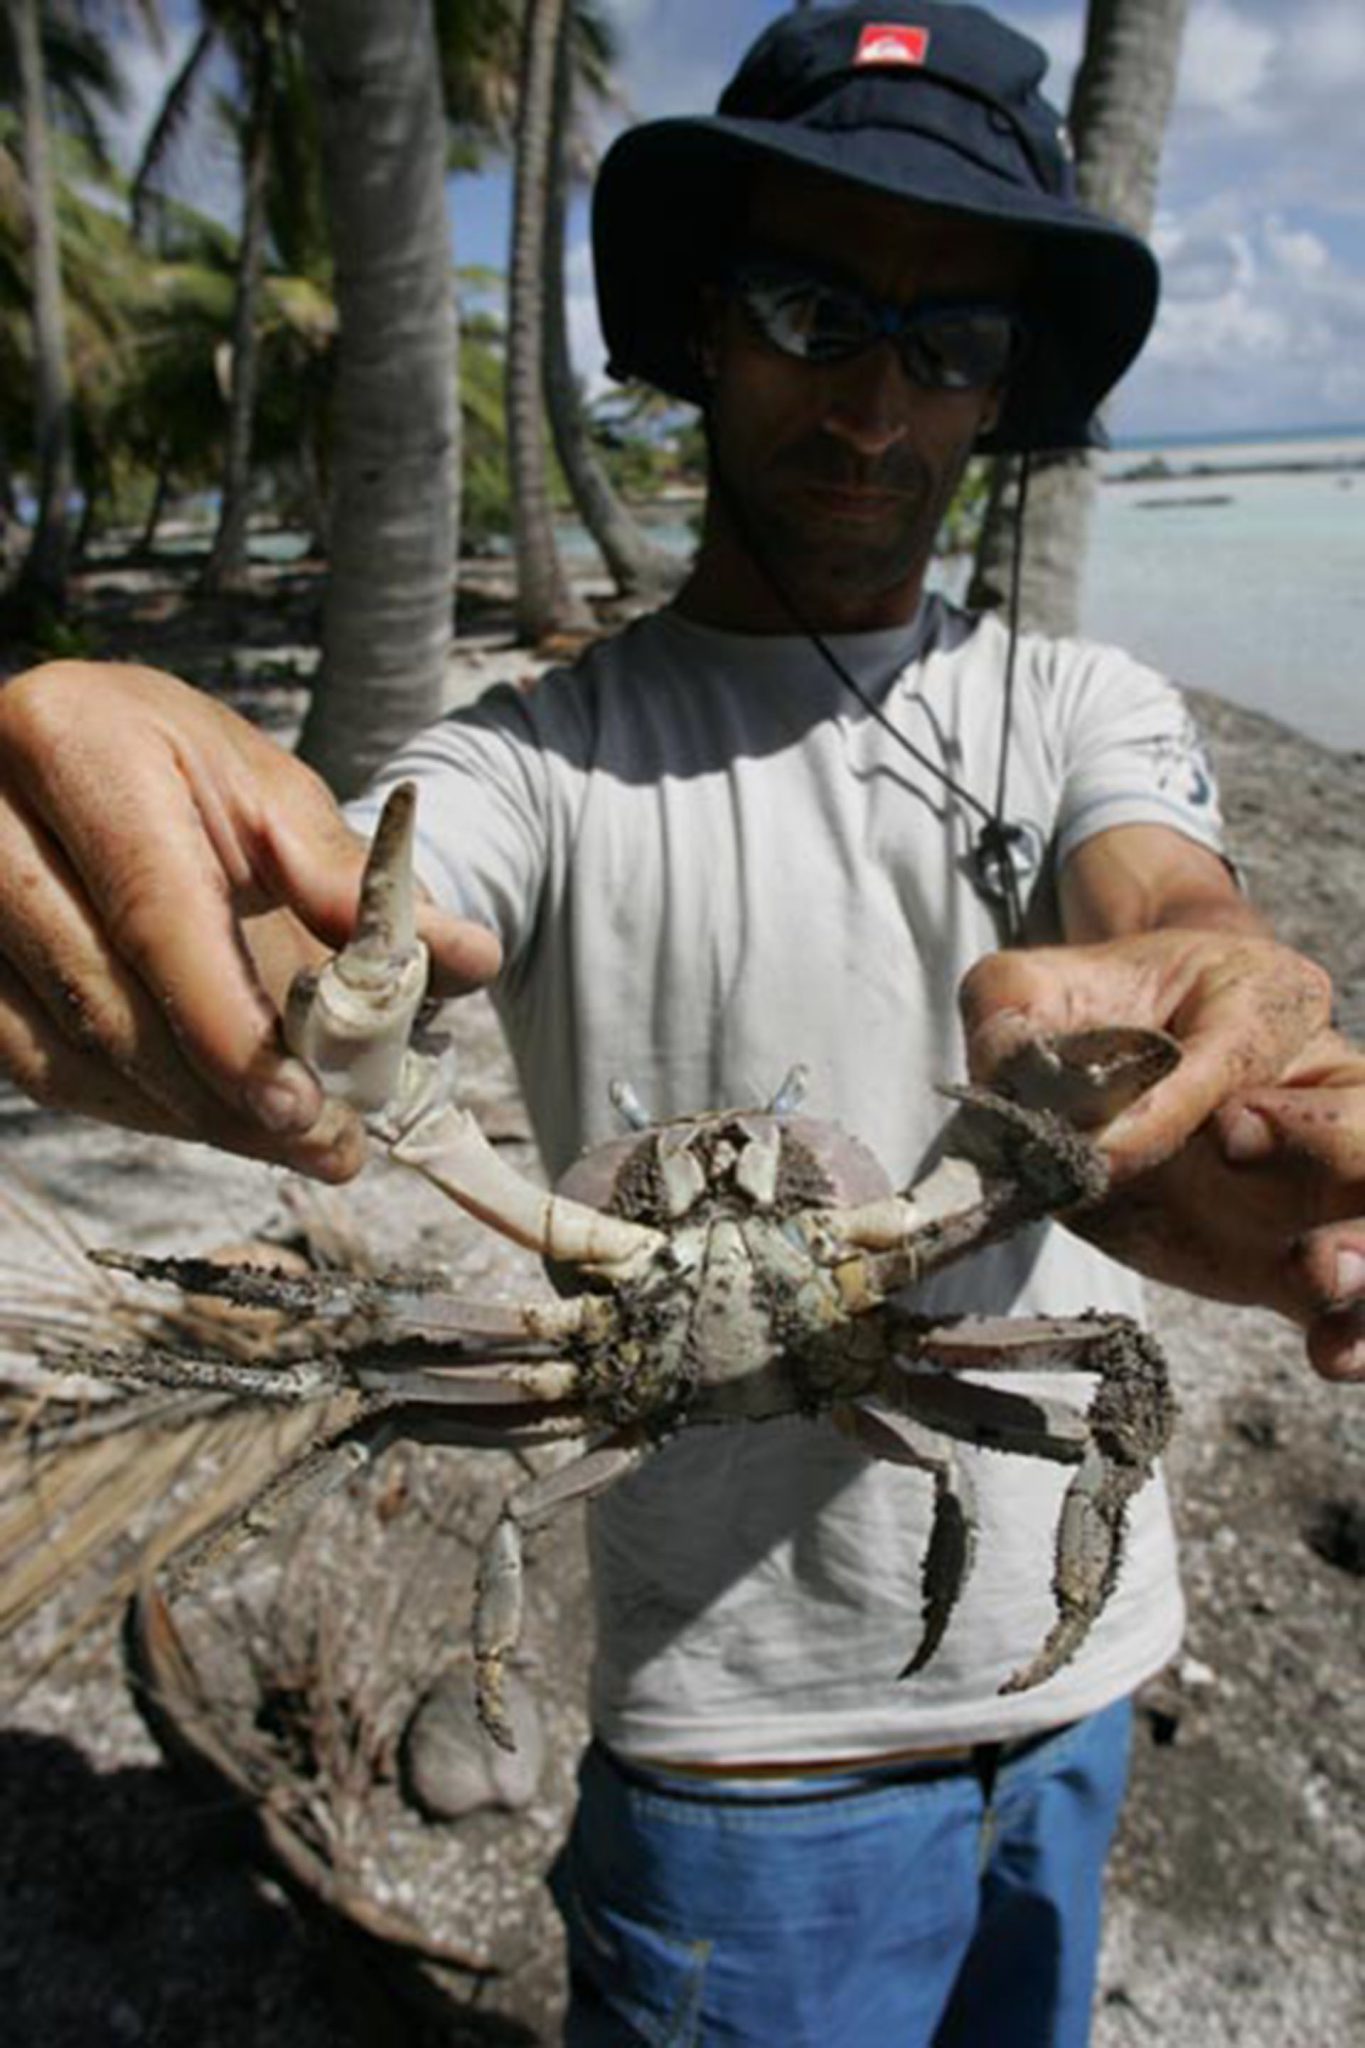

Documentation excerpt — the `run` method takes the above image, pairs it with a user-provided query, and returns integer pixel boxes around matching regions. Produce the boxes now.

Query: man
[0,6,1361,2042]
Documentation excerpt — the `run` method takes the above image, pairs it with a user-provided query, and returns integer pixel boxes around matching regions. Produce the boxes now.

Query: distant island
[1109,449,1365,485]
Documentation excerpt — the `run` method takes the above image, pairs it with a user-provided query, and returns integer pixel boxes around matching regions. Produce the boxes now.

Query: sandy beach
[1,551,1362,2045]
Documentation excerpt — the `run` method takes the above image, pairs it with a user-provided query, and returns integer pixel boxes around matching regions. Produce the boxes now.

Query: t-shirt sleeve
[342,683,557,970]
[1046,640,1226,870]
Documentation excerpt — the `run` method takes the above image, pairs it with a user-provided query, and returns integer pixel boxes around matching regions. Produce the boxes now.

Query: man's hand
[1211,1032,1365,1381]
[961,927,1333,1179]
[960,931,1365,1382]
[0,661,501,1178]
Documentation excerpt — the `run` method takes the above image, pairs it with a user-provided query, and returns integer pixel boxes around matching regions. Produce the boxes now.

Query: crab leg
[888,1311,1146,1374]
[475,1430,649,1749]
[885,1366,1092,1464]
[880,1317,1174,1695]
[350,1359,584,1406]
[164,1408,399,1593]
[810,1091,1107,1282]
[806,1028,1180,1290]
[837,1399,978,1677]
[390,1097,666,1278]
[1001,1324,1175,1693]
[94,1248,604,1357]
[279,783,669,1279]
[55,1344,348,1404]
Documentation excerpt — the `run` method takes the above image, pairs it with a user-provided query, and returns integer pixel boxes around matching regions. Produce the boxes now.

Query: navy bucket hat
[592,2,1159,452]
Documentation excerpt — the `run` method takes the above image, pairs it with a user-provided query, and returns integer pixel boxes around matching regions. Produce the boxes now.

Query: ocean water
[1081,434,1365,753]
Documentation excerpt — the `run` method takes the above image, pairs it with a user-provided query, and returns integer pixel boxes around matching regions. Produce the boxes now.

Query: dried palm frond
[127,1570,498,1979]
[0,1176,375,1684]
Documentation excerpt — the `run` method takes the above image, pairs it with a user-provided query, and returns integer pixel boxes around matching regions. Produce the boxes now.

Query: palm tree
[100,202,335,555]
[9,0,73,606]
[969,0,1188,635]
[543,0,676,601]
[290,0,461,797]
[507,0,591,644]
[133,1,297,594]
[1,2,160,607]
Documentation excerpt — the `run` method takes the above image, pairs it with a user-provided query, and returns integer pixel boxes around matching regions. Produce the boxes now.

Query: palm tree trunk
[543,7,675,602]
[968,0,1188,635]
[73,467,101,562]
[508,0,591,645]
[202,25,275,595]
[138,448,172,556]
[293,0,460,798]
[14,0,74,610]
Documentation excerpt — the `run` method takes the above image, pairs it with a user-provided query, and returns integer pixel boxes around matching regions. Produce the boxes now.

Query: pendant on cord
[968,818,1038,940]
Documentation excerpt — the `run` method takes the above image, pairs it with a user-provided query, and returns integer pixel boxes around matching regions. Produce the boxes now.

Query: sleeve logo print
[855,25,931,67]
[1132,723,1217,810]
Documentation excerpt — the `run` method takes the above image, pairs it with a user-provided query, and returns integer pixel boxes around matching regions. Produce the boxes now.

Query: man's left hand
[960,930,1365,1382]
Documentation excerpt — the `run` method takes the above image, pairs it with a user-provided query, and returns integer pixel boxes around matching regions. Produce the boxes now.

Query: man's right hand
[0,661,501,1179]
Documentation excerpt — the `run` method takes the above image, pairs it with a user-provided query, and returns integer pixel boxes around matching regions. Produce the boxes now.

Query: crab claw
[283,782,431,1113]
[808,1027,1183,1284]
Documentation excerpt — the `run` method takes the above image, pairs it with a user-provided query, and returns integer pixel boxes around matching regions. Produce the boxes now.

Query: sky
[114,2,1365,442]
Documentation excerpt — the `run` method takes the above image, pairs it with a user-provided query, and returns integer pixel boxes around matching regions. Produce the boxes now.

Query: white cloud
[1279,2,1365,95]
[1177,1,1276,123]
[1264,217,1330,282]
[1169,0,1365,168]
[1016,10,1086,101]
[1153,223,1250,301]
[1122,195,1365,431]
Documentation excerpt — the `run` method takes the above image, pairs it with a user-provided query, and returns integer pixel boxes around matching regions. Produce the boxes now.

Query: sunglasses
[727,255,1024,393]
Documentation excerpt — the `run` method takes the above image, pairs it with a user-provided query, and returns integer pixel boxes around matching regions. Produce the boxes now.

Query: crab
[87,783,1180,1751]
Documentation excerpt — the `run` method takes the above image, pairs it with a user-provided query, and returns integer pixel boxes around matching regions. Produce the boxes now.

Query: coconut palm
[543,0,676,602]
[969,0,1189,634]
[289,0,461,797]
[3,0,144,608]
[8,0,73,603]
[132,1,300,594]
[291,0,559,792]
[507,0,591,644]
[99,203,335,554]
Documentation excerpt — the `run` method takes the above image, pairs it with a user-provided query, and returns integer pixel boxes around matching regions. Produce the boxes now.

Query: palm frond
[0,1182,367,1685]
[130,22,218,238]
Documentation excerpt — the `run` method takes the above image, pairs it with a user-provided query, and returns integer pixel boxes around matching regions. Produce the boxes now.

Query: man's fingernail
[246,1059,320,1133]
[966,1007,1033,1075]
[301,1119,368,1182]
[1222,1107,1275,1163]
[1334,1248,1365,1305]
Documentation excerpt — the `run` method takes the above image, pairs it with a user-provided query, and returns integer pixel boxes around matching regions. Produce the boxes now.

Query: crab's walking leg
[163,1407,404,1594]
[476,1430,649,1750]
[999,1324,1175,1693]
[58,1344,347,1404]
[882,1316,1175,1693]
[836,1400,978,1678]
[93,1247,609,1374]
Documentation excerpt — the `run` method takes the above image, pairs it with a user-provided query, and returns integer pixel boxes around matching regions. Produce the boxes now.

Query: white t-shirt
[350,593,1224,1764]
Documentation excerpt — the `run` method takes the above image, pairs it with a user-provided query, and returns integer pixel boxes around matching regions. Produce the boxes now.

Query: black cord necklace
[706,446,1032,943]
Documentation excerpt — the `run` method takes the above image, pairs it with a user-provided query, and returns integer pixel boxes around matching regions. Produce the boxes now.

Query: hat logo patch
[855,24,930,67]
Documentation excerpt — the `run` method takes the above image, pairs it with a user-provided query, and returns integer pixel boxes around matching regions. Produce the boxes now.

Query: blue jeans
[550,1700,1133,2048]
